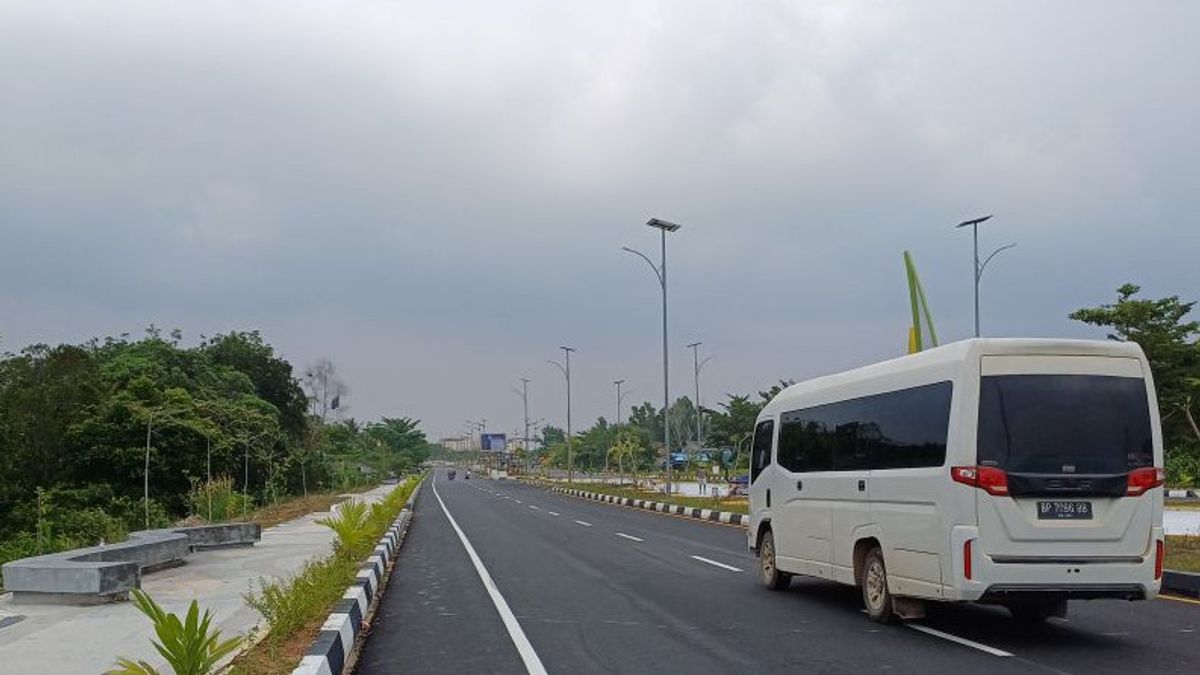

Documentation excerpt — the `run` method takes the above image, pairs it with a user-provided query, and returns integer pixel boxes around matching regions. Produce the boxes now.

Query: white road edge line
[689,555,743,572]
[614,532,644,542]
[431,478,549,675]
[574,520,593,527]
[906,624,1013,657]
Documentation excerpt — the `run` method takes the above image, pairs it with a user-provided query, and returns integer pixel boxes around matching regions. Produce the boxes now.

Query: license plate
[1037,500,1093,520]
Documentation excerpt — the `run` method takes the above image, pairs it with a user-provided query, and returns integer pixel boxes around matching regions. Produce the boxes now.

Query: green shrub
[1167,448,1200,488]
[244,555,357,640]
[316,499,372,560]
[107,589,241,675]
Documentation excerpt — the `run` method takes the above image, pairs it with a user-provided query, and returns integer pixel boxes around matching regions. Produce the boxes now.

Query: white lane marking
[689,555,743,572]
[515,499,523,504]
[574,520,593,527]
[906,624,1013,657]
[431,479,549,675]
[615,532,644,542]
[547,511,560,516]
[529,505,540,510]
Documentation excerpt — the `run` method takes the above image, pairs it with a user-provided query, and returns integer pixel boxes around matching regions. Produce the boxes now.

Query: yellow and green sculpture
[904,251,939,354]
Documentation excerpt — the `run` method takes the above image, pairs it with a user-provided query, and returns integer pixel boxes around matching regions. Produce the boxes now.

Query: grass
[565,481,749,515]
[1165,535,1200,574]
[227,473,425,675]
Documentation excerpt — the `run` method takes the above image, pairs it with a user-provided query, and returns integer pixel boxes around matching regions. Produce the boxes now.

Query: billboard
[481,433,507,452]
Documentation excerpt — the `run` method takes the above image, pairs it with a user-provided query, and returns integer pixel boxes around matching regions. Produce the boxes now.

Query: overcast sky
[2,1,1198,440]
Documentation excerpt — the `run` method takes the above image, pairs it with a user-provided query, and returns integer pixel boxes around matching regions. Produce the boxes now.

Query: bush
[1167,448,1200,488]
[244,555,357,640]
[315,499,372,560]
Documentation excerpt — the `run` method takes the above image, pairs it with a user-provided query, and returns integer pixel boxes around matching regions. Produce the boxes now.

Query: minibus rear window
[977,374,1153,475]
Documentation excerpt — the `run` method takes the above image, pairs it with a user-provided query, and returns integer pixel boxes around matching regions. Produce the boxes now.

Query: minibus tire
[862,547,896,623]
[760,529,791,590]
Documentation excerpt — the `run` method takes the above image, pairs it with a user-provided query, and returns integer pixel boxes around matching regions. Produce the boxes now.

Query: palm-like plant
[316,498,372,559]
[107,589,241,675]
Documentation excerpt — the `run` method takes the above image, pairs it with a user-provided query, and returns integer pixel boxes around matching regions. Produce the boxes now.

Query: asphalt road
[355,473,1199,675]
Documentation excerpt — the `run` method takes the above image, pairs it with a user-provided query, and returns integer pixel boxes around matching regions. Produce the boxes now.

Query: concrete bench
[1,523,261,605]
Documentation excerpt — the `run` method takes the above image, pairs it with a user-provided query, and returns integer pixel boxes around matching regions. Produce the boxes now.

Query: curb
[1163,570,1200,598]
[547,485,748,528]
[292,478,424,675]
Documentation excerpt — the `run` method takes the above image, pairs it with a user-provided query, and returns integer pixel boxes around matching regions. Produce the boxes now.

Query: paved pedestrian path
[0,484,396,675]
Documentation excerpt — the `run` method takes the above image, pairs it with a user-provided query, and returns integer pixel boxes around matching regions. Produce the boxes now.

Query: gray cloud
[2,1,1198,439]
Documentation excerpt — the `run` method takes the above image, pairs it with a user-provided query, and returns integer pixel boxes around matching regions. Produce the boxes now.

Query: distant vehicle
[448,469,457,480]
[465,471,471,480]
[659,452,688,470]
[749,339,1164,624]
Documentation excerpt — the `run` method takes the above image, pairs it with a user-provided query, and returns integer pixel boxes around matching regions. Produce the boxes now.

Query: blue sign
[481,433,507,452]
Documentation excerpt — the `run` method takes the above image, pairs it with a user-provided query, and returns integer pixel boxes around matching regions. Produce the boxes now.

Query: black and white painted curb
[1163,570,1200,598]
[549,485,747,527]
[292,480,423,675]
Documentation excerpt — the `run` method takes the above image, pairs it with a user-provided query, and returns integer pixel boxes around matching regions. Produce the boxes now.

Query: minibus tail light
[951,466,1009,496]
[1127,467,1165,496]
[1154,540,1164,580]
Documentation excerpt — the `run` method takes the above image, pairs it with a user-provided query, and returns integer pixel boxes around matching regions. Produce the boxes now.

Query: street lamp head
[614,379,625,385]
[687,341,702,349]
[956,214,993,228]
[560,346,575,353]
[646,217,682,232]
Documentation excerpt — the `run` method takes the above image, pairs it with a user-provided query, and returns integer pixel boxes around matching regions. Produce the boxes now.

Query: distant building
[439,436,472,452]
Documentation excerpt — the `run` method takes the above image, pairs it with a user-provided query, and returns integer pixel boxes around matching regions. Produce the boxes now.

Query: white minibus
[748,338,1165,623]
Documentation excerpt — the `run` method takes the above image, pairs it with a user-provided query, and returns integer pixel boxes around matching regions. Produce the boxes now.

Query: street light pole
[520,378,531,474]
[548,347,575,482]
[624,217,682,495]
[687,342,713,451]
[956,215,1015,338]
[614,379,626,426]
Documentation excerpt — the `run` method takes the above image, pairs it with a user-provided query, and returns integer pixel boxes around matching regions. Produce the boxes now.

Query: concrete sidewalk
[0,484,396,675]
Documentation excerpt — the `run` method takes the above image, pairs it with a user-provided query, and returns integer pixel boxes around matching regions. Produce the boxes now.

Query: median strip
[534,484,748,529]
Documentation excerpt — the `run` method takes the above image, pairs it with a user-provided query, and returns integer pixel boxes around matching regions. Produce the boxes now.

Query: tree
[1071,284,1200,448]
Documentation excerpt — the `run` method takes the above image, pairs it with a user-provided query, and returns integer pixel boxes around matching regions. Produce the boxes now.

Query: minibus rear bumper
[946,526,1162,603]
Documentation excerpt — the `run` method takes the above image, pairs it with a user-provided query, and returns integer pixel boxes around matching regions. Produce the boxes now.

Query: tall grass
[188,477,254,522]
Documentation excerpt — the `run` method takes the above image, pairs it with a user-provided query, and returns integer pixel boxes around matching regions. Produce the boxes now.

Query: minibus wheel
[760,529,791,590]
[862,547,896,623]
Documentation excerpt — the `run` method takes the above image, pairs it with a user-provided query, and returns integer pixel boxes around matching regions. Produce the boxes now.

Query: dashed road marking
[547,511,560,516]
[515,499,523,504]
[689,555,742,572]
[574,520,593,527]
[529,505,540,510]
[615,532,644,542]
[906,624,1012,657]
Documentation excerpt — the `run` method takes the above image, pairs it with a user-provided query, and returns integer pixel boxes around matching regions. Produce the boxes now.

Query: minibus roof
[762,338,1146,415]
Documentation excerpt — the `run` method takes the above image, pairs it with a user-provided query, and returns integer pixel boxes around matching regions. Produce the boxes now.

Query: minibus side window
[750,420,774,483]
[776,381,953,473]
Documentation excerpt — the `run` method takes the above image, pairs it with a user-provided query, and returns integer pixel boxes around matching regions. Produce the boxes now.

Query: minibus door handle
[795,480,803,492]
[857,479,866,492]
